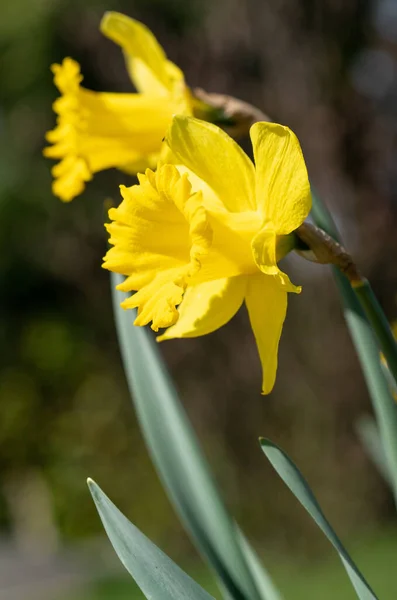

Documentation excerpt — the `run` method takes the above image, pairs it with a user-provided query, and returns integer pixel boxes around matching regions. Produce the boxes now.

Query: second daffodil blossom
[44,12,191,202]
[103,116,312,394]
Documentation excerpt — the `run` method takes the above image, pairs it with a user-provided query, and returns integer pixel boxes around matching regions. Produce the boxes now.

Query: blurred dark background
[1,0,397,598]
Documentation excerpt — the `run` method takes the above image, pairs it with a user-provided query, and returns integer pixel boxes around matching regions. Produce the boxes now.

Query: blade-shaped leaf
[260,438,378,600]
[353,279,397,390]
[88,479,215,600]
[355,415,391,485]
[111,272,282,600]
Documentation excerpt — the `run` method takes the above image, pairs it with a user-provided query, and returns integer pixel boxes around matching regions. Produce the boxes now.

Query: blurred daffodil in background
[44,12,192,202]
[103,116,312,393]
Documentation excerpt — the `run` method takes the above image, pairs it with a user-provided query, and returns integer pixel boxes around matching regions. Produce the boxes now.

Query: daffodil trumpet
[104,116,312,394]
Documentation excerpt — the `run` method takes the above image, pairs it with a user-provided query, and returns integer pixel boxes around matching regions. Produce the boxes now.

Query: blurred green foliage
[1,0,396,572]
[0,0,201,544]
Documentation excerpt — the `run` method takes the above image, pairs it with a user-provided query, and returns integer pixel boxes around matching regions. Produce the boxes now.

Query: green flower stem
[353,279,397,388]
[311,193,397,507]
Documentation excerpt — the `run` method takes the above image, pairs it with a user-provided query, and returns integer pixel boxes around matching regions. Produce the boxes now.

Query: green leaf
[353,279,397,390]
[355,415,391,485]
[111,272,282,600]
[260,438,378,600]
[88,478,215,600]
[311,192,397,509]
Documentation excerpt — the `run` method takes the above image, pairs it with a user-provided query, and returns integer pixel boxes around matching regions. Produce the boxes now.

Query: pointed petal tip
[249,120,292,139]
[100,10,110,25]
[166,114,189,141]
[99,10,121,33]
[261,383,274,396]
[156,330,180,342]
[172,113,189,123]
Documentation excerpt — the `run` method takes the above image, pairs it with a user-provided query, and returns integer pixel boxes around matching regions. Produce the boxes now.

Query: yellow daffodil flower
[44,12,191,202]
[103,116,312,393]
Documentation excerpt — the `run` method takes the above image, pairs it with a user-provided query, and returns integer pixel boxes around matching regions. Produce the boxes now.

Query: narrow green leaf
[311,193,397,508]
[88,479,215,600]
[355,415,391,485]
[260,438,378,600]
[380,359,397,400]
[340,287,397,500]
[111,272,282,600]
[353,279,397,389]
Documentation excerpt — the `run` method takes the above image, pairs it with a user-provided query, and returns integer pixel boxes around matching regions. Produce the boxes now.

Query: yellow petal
[245,274,288,394]
[251,226,301,293]
[250,122,311,234]
[166,116,256,212]
[173,165,226,213]
[100,11,185,98]
[126,269,186,330]
[194,210,261,282]
[44,58,175,201]
[50,156,92,202]
[103,165,213,332]
[158,276,247,340]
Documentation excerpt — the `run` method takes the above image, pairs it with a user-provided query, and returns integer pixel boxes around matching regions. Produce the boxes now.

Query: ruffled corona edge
[44,58,92,202]
[103,165,213,331]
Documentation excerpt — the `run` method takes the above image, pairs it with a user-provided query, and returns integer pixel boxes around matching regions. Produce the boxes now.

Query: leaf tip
[259,437,271,448]
[87,477,100,499]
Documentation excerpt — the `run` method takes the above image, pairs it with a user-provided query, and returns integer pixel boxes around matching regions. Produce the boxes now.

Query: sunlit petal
[251,225,301,293]
[245,274,288,394]
[158,276,247,340]
[101,11,176,95]
[250,122,311,233]
[166,116,256,212]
